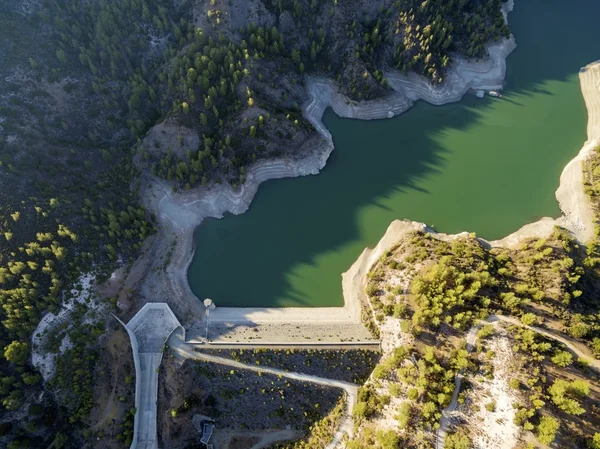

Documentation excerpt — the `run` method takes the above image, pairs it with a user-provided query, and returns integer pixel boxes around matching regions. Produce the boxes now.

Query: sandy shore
[134,2,518,339]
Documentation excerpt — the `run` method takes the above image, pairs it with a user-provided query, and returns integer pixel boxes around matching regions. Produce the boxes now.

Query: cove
[188,0,600,308]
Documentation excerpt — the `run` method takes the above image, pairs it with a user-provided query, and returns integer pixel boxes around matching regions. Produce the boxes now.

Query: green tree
[536,416,559,445]
[53,433,68,449]
[589,433,600,449]
[446,428,472,449]
[56,48,67,64]
[376,430,399,449]
[520,313,537,326]
[568,322,589,338]
[397,402,412,429]
[4,341,29,366]
[551,350,573,367]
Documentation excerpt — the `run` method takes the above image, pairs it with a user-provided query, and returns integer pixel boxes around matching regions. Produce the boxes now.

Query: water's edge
[135,2,596,323]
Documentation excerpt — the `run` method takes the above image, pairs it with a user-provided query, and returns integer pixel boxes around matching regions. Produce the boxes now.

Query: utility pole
[204,298,215,341]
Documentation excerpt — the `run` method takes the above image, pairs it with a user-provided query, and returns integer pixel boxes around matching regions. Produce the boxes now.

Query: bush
[388,383,402,397]
[372,364,390,380]
[590,338,600,358]
[551,350,573,367]
[376,430,399,449]
[520,313,537,326]
[446,428,473,449]
[536,416,559,445]
[589,433,600,449]
[393,303,409,319]
[568,322,590,338]
[28,403,44,416]
[477,324,495,340]
[353,401,368,419]
[407,387,419,400]
[397,402,412,429]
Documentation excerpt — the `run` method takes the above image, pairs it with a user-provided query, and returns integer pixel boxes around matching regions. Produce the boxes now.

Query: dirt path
[490,315,600,370]
[435,321,485,449]
[90,329,129,432]
[436,314,599,449]
[91,381,118,432]
[250,430,301,449]
[169,334,358,449]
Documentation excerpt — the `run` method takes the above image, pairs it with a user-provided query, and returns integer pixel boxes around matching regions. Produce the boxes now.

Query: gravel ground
[196,348,380,384]
[158,355,343,448]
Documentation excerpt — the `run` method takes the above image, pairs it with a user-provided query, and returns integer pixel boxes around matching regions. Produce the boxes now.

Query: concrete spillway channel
[117,302,377,449]
[114,303,184,449]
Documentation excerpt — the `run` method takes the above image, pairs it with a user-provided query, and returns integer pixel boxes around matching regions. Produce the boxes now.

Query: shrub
[509,378,520,390]
[551,350,573,367]
[393,303,409,318]
[589,433,600,449]
[353,401,368,419]
[376,430,400,449]
[590,338,600,357]
[446,428,472,449]
[397,402,412,429]
[407,387,419,400]
[388,383,402,397]
[536,416,559,445]
[568,322,590,338]
[477,324,494,340]
[520,313,537,326]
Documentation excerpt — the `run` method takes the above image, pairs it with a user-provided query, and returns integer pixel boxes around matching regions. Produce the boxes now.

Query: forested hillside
[0,0,509,446]
[343,143,600,448]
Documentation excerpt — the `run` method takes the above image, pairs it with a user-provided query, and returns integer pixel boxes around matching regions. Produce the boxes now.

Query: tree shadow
[187,0,600,308]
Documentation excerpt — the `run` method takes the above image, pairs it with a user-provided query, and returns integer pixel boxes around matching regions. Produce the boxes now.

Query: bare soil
[88,325,136,449]
[157,352,343,449]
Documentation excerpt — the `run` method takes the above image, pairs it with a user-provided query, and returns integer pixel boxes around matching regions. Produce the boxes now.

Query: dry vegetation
[157,352,343,449]
[196,348,380,384]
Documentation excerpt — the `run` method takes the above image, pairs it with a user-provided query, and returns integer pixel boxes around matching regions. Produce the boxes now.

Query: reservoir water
[188,0,600,307]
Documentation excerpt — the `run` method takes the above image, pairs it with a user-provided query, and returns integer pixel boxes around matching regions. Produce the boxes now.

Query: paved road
[169,334,358,449]
[436,314,599,449]
[188,341,381,350]
[115,304,182,449]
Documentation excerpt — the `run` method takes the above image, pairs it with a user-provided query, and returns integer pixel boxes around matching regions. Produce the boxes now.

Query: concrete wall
[113,314,142,449]
[114,303,184,449]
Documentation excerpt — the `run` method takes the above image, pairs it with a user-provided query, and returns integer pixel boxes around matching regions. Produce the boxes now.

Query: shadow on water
[188,0,600,308]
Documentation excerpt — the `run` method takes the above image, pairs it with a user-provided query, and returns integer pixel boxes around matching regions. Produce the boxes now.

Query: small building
[200,421,215,447]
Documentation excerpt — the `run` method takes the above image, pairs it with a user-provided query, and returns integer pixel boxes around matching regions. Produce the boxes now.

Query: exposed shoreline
[345,60,600,340]
[136,2,519,335]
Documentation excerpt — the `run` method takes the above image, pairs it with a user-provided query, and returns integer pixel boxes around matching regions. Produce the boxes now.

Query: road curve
[436,314,599,449]
[169,335,358,449]
[490,315,600,370]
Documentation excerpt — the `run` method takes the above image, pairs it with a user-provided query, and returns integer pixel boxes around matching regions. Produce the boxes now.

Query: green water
[188,0,600,307]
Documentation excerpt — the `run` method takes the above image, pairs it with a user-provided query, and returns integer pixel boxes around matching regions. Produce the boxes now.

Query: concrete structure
[200,422,215,445]
[114,303,184,449]
[117,303,374,449]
